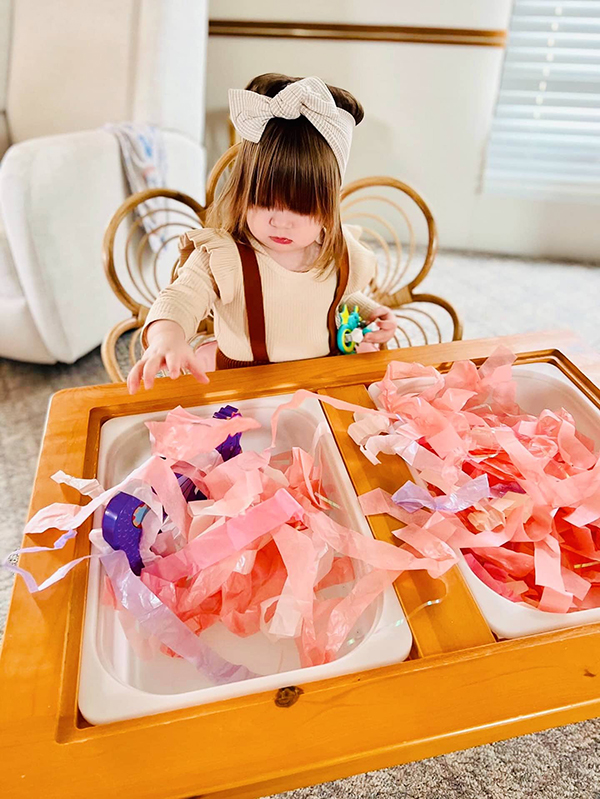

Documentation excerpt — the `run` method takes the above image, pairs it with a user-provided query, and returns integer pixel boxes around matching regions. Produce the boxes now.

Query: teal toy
[337,304,373,354]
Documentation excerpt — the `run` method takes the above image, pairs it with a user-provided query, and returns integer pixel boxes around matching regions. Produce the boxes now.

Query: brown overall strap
[236,241,269,364]
[327,245,350,355]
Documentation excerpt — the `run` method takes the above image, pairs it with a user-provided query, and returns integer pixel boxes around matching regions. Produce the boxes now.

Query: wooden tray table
[2,331,600,799]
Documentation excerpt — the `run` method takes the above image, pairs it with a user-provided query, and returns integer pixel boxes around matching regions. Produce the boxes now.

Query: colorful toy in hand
[337,304,373,355]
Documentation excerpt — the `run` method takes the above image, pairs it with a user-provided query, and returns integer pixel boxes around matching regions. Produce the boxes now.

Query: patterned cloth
[228,76,355,177]
[105,123,168,252]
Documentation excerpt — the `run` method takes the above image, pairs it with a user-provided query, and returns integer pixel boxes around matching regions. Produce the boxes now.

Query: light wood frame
[3,331,600,798]
[208,20,507,48]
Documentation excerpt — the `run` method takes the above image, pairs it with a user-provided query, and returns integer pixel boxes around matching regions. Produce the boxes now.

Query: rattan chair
[101,144,461,381]
[101,146,238,382]
[340,177,462,349]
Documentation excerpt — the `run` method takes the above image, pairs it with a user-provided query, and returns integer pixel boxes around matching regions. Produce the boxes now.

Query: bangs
[207,113,346,275]
[248,117,340,221]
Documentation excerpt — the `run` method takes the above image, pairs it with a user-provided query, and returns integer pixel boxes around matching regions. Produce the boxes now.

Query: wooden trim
[209,20,507,47]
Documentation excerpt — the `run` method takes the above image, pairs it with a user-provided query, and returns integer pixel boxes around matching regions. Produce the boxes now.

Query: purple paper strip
[213,405,243,461]
[392,474,490,514]
[101,550,257,683]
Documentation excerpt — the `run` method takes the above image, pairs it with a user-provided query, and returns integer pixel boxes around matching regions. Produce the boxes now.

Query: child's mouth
[270,236,293,245]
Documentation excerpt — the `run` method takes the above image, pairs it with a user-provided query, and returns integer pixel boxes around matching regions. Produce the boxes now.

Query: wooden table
[2,331,600,799]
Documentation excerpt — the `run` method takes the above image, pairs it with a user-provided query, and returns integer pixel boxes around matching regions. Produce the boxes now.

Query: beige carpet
[2,249,600,798]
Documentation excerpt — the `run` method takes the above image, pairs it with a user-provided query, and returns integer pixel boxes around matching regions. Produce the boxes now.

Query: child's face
[247,206,322,253]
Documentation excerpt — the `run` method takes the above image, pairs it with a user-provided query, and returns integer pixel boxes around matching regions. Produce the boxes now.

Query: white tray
[370,362,600,640]
[79,395,412,725]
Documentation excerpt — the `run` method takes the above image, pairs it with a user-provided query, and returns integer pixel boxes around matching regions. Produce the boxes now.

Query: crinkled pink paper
[4,397,456,680]
[355,348,600,613]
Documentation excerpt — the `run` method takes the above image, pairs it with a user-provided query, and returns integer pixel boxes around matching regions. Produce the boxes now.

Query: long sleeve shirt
[143,224,380,363]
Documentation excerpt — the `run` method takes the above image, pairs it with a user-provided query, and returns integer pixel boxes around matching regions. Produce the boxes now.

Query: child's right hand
[127,320,210,394]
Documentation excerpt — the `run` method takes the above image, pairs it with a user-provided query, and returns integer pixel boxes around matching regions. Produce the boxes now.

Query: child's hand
[127,320,210,394]
[363,306,397,345]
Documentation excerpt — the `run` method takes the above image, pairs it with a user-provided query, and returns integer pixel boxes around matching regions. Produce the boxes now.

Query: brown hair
[206,73,364,274]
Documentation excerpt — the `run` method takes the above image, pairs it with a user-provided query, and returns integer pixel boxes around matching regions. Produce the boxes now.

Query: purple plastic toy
[102,493,148,575]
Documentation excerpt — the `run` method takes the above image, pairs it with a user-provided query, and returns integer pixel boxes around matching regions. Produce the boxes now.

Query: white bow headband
[228,76,355,177]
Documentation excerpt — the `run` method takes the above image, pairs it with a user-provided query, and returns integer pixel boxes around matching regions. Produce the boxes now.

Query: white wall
[0,0,12,158]
[206,0,600,261]
[6,0,208,146]
[210,0,511,30]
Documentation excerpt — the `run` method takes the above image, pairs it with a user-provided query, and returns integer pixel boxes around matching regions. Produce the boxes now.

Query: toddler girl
[128,73,397,393]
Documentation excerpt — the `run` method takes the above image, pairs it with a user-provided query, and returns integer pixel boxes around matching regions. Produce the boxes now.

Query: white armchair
[0,0,208,363]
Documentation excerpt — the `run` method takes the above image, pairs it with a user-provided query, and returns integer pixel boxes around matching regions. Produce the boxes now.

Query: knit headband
[228,76,355,178]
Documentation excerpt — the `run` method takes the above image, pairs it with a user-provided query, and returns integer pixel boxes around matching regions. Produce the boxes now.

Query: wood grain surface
[2,331,600,799]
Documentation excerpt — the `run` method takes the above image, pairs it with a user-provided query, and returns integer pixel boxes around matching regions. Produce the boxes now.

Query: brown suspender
[224,240,350,367]
[236,241,270,364]
[327,245,350,355]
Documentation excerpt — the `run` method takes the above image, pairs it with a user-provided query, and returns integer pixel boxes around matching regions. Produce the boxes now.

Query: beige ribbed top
[143,224,380,363]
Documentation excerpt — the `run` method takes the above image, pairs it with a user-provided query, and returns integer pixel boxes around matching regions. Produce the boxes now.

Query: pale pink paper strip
[147,408,261,461]
[322,568,397,661]
[307,508,456,579]
[268,524,322,640]
[143,489,304,583]
[534,536,565,593]
[51,471,105,499]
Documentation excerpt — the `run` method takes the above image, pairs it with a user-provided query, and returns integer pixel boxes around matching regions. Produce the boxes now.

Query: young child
[128,73,398,393]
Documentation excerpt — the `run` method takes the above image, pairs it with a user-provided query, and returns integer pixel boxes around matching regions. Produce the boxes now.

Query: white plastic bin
[79,395,412,725]
[370,362,600,640]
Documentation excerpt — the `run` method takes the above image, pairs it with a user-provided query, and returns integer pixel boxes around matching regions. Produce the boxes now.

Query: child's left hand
[363,306,397,345]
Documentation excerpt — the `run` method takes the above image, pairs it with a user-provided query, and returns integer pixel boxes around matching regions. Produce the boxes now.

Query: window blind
[483,0,600,200]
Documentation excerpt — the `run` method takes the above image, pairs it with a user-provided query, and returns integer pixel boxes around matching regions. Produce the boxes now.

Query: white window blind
[483,0,600,201]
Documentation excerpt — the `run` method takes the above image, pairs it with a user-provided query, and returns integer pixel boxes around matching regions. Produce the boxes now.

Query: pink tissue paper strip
[356,348,600,614]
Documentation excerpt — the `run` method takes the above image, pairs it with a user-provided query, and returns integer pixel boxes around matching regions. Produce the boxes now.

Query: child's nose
[270,211,293,228]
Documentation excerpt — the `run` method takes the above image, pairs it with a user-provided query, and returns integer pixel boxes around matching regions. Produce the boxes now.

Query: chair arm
[0,128,206,363]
